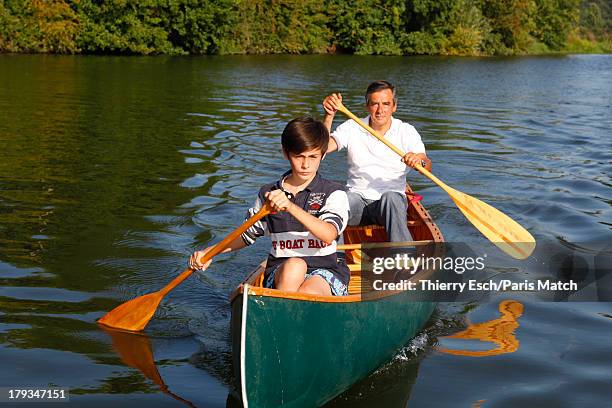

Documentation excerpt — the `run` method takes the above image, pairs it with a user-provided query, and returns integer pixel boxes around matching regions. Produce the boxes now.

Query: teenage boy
[322,80,432,242]
[190,117,350,296]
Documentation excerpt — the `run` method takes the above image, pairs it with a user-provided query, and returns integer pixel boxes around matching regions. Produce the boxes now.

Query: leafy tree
[158,0,237,54]
[481,0,537,53]
[532,0,580,49]
[328,0,405,55]
[74,0,181,55]
[0,0,607,55]
[223,0,330,54]
[0,0,79,53]
[440,0,491,55]
[581,1,607,36]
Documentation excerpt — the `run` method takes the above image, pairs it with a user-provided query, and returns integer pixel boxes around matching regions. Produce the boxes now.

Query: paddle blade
[98,291,163,332]
[449,189,536,259]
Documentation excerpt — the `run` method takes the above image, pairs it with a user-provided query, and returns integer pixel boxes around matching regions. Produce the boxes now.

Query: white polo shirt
[332,116,426,200]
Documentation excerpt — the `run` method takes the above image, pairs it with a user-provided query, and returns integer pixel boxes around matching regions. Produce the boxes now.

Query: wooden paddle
[335,103,536,260]
[98,203,272,332]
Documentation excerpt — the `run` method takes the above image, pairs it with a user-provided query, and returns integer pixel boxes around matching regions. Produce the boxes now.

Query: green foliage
[565,28,612,51]
[0,0,608,55]
[582,0,611,32]
[532,0,580,50]
[160,0,239,54]
[481,0,537,52]
[580,1,610,37]
[74,0,182,55]
[403,31,445,55]
[440,0,491,55]
[402,0,452,54]
[221,0,331,54]
[328,0,405,55]
[0,0,80,53]
[0,2,21,52]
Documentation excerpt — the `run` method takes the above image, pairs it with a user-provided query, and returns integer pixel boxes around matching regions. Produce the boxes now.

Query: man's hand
[402,152,430,170]
[322,93,343,116]
[189,246,214,271]
[265,190,293,213]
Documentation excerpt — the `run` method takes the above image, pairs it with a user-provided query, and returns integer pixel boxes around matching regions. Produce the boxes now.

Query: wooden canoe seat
[348,274,362,295]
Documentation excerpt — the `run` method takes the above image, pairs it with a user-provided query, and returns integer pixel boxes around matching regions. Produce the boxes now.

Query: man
[321,80,431,242]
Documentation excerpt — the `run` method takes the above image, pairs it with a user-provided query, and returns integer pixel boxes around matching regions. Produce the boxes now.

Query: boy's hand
[322,93,342,116]
[189,246,214,271]
[265,190,293,212]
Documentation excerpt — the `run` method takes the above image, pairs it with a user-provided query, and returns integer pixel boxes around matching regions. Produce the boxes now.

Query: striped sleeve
[241,196,268,245]
[318,190,349,235]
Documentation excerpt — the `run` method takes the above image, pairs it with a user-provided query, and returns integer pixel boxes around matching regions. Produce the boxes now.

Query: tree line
[1,0,610,55]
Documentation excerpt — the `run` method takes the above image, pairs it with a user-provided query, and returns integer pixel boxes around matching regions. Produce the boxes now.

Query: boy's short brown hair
[281,117,329,155]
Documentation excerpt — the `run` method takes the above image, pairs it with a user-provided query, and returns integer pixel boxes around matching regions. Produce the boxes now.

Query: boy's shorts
[264,266,348,296]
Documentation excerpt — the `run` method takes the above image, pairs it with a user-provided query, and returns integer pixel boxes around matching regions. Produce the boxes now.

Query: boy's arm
[266,190,338,245]
[190,195,267,271]
[189,237,247,271]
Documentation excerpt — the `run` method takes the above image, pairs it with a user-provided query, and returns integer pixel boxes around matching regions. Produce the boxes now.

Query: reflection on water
[325,352,420,408]
[437,300,523,357]
[101,327,195,407]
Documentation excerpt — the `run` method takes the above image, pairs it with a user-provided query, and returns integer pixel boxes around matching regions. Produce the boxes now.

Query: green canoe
[229,186,444,407]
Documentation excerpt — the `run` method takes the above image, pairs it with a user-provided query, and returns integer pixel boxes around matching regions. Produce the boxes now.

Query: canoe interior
[229,185,444,302]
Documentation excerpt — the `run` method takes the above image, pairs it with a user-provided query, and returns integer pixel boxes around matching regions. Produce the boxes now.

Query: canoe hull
[230,186,443,407]
[231,288,435,407]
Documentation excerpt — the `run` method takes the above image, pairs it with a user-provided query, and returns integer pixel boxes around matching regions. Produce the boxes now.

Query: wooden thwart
[337,240,433,250]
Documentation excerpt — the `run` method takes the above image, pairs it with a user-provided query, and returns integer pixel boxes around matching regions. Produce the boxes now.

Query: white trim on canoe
[240,284,249,408]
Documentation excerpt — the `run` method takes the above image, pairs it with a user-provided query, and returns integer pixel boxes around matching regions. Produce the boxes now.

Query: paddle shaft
[336,105,450,194]
[159,204,272,296]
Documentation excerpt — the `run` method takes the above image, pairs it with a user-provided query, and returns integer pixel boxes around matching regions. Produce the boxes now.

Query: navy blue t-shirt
[241,171,351,286]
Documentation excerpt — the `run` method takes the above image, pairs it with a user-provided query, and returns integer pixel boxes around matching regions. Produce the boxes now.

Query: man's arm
[322,93,343,153]
[323,112,334,134]
[327,133,338,153]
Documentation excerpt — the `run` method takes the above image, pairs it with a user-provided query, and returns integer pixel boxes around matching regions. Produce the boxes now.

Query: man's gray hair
[365,80,397,105]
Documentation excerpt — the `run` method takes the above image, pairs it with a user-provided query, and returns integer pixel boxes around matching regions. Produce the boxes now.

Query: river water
[0,54,610,407]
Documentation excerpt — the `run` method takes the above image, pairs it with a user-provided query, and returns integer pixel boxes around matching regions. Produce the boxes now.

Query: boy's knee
[298,276,331,296]
[275,258,308,291]
[282,257,307,270]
